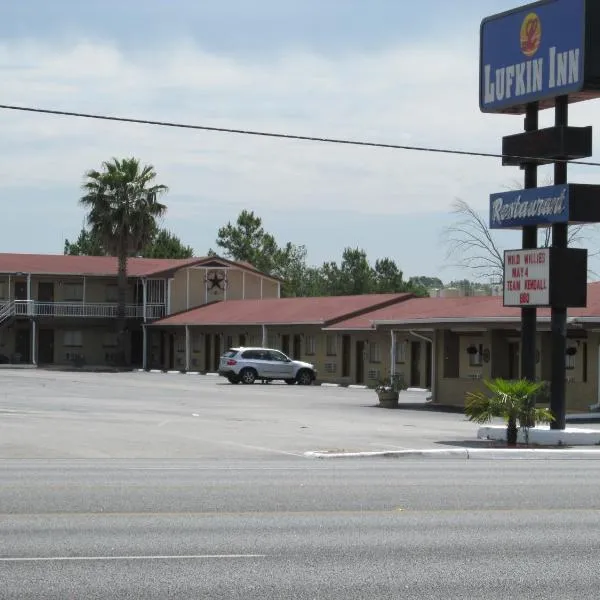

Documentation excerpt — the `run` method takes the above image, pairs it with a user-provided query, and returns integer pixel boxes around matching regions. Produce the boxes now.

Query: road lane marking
[217,441,304,457]
[0,554,266,562]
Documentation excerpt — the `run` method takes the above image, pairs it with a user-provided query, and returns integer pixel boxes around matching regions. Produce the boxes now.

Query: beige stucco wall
[0,322,133,366]
[433,328,598,413]
[50,326,128,365]
[155,323,430,387]
[169,267,278,314]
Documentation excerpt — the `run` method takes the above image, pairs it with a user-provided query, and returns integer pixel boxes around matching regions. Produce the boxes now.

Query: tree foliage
[79,157,168,364]
[465,378,554,446]
[444,197,598,282]
[141,229,193,259]
[65,226,193,259]
[212,211,429,297]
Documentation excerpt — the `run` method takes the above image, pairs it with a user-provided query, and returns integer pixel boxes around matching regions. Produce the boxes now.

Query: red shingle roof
[153,293,413,326]
[325,283,600,329]
[0,253,277,280]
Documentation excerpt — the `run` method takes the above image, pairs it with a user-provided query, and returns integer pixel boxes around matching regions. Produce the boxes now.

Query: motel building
[1,252,600,413]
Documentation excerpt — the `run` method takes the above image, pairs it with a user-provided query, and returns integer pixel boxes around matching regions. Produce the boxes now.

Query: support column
[166,279,172,315]
[261,324,267,348]
[551,96,569,430]
[31,318,37,366]
[142,278,147,321]
[142,278,148,370]
[390,330,396,378]
[142,325,148,370]
[521,102,539,383]
[82,276,86,306]
[26,273,32,316]
[185,325,191,372]
[277,281,281,298]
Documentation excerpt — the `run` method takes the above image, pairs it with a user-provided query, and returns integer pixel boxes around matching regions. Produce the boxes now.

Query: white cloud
[1,34,600,228]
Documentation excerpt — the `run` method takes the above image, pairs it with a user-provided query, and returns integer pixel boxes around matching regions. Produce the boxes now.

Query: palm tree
[80,158,168,365]
[465,378,554,447]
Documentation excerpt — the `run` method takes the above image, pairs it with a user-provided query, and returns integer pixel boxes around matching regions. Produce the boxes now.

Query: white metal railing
[10,301,166,320]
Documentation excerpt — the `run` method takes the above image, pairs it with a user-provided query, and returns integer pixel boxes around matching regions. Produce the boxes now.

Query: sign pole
[521,102,539,383]
[550,95,569,430]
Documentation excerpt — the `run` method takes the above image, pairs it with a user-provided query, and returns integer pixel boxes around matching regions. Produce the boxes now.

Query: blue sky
[1,0,600,283]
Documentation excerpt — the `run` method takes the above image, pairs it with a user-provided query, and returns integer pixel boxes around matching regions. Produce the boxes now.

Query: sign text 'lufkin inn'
[482,47,580,105]
[477,0,600,114]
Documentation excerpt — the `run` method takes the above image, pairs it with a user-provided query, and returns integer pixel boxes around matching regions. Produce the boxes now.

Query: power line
[1,102,599,167]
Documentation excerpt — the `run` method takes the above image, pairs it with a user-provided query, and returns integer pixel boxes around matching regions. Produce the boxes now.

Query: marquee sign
[480,0,600,114]
[503,247,587,308]
[504,249,550,306]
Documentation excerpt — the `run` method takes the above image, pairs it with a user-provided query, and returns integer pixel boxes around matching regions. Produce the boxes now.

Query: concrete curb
[304,448,600,460]
[478,425,600,446]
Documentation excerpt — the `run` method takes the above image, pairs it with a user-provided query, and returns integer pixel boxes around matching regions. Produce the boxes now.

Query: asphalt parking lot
[0,369,481,459]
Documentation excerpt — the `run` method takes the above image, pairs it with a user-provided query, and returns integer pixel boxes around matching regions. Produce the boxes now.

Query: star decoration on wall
[205,270,227,292]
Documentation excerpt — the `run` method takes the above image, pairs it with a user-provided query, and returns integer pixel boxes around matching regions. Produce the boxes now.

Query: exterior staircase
[0,300,15,329]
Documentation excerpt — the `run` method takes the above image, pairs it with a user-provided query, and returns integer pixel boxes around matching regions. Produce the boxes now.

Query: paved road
[0,369,482,458]
[3,458,600,599]
[3,370,600,598]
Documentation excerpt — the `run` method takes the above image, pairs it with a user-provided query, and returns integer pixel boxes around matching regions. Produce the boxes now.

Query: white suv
[218,347,317,385]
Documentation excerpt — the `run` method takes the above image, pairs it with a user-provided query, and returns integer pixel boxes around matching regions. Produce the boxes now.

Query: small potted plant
[374,373,406,408]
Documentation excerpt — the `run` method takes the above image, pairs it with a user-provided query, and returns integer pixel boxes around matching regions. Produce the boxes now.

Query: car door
[266,350,294,380]
[241,349,269,378]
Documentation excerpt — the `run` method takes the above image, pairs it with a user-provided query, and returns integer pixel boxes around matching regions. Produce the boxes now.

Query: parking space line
[218,441,304,457]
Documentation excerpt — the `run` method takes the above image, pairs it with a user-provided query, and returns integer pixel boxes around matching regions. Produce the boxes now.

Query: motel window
[369,342,381,363]
[177,337,185,353]
[63,331,83,347]
[102,332,118,348]
[305,335,316,355]
[64,283,84,301]
[106,285,118,302]
[0,282,6,299]
[326,334,337,356]
[226,336,233,351]
[395,341,407,363]
[468,343,484,367]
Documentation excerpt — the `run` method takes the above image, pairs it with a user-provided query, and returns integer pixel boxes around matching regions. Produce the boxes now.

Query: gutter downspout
[409,330,435,402]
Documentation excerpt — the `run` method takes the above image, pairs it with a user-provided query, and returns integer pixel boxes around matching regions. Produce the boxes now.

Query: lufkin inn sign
[480,0,600,429]
[480,0,600,310]
[480,0,600,115]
